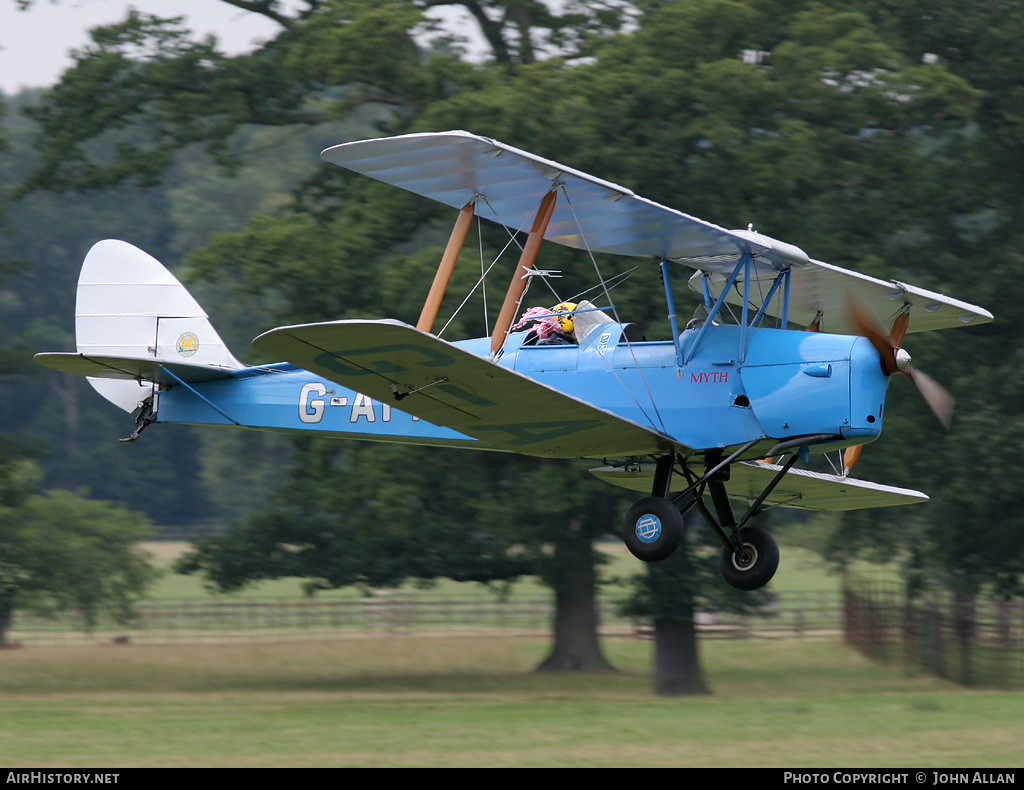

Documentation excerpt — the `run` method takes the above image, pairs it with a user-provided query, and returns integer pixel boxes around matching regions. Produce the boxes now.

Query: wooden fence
[6,590,844,647]
[844,575,1024,689]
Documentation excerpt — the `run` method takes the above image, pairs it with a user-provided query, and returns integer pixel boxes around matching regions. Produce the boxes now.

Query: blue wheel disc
[635,514,662,544]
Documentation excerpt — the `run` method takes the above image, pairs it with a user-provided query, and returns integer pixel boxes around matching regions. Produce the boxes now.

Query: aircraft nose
[845,336,888,440]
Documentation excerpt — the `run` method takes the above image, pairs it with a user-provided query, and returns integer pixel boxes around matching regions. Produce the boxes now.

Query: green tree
[620,511,779,695]
[0,452,158,647]
[807,0,1024,600]
[489,458,628,671]
[14,0,630,196]
[0,87,159,648]
[0,87,232,525]
[176,440,532,589]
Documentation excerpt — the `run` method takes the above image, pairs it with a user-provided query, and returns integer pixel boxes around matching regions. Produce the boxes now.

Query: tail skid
[35,240,242,412]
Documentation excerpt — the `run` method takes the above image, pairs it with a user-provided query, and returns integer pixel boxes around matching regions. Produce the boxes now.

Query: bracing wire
[557,183,670,435]
[437,191,652,340]
[438,252,503,338]
[437,210,525,338]
[569,261,655,305]
[477,214,488,335]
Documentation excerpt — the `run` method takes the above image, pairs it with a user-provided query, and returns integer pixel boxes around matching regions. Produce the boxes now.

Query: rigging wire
[437,212,524,338]
[557,183,670,436]
[438,251,503,338]
[438,193,535,339]
[568,260,655,305]
[477,214,488,335]
[436,191,653,340]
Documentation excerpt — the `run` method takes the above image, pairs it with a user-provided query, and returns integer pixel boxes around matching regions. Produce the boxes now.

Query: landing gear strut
[620,441,791,590]
[120,396,157,444]
[621,454,685,562]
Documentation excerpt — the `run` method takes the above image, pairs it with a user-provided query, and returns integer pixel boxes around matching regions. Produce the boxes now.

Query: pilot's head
[552,302,577,333]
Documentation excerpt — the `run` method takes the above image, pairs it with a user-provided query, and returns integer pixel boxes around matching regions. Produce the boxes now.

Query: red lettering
[689,371,728,384]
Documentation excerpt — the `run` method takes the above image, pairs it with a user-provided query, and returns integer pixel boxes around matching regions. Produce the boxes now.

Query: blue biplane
[36,131,993,590]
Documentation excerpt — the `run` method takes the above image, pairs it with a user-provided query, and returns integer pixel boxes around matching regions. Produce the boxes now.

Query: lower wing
[253,319,689,460]
[590,460,927,510]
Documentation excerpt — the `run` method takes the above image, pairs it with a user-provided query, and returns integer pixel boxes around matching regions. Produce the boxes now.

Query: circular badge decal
[635,514,662,544]
[176,332,199,357]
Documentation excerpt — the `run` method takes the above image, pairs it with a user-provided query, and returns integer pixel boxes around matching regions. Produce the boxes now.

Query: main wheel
[718,526,779,591]
[622,496,683,563]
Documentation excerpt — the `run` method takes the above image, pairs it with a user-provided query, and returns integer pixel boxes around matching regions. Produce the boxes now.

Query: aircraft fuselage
[155,321,888,460]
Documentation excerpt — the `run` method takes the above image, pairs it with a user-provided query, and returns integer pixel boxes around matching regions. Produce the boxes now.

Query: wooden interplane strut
[490,190,558,355]
[417,200,476,333]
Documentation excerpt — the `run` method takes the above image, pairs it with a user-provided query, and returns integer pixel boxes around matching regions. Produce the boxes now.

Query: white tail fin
[55,240,242,412]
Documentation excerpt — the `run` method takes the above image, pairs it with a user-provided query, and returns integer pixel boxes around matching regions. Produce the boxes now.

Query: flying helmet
[552,302,577,333]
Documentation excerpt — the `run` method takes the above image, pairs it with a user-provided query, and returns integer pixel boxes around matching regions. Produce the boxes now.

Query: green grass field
[3,538,1016,768]
[1,637,1021,767]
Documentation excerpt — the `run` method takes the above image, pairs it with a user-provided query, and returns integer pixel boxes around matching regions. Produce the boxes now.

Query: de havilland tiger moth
[35,131,994,590]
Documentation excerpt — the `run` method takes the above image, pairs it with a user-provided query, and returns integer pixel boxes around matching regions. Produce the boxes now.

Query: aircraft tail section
[37,240,242,412]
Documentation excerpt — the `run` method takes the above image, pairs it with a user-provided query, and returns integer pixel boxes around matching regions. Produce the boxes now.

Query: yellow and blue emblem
[176,332,199,357]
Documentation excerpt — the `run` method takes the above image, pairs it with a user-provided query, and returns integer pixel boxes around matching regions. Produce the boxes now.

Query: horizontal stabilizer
[35,352,238,385]
[590,460,928,511]
[254,318,689,459]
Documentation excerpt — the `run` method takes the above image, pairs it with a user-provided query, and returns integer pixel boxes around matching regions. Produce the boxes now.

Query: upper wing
[694,258,994,335]
[590,460,928,511]
[253,319,689,459]
[323,131,992,336]
[321,131,808,274]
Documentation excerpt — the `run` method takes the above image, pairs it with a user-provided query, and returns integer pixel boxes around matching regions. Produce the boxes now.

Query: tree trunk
[535,523,615,672]
[0,594,13,649]
[646,524,710,696]
[47,371,79,456]
[652,615,709,696]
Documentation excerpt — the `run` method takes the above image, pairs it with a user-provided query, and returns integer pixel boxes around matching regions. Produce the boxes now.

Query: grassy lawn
[141,538,849,600]
[0,637,1021,767]
[4,534,1001,768]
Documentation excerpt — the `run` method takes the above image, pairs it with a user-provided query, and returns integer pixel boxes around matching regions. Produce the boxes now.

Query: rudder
[42,240,242,412]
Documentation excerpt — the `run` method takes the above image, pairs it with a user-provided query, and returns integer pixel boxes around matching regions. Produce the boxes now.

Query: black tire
[719,526,779,591]
[622,496,683,563]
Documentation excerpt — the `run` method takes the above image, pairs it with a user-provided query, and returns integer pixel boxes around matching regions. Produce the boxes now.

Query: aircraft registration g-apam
[36,131,993,590]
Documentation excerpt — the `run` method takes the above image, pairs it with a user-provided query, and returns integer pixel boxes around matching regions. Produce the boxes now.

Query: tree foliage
[177,439,534,592]
[0,455,158,646]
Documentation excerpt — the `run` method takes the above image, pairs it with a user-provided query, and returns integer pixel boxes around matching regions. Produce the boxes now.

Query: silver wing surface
[321,130,808,275]
[591,461,928,511]
[253,319,690,459]
[323,131,992,335]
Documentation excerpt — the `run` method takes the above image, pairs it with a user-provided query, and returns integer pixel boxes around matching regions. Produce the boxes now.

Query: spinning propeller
[846,296,955,431]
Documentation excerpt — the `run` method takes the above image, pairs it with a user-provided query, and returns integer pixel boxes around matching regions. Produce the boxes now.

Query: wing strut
[417,199,476,333]
[684,254,749,365]
[659,258,685,375]
[490,190,558,355]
